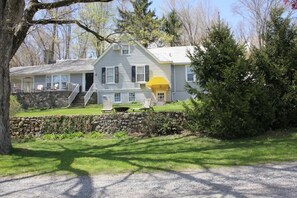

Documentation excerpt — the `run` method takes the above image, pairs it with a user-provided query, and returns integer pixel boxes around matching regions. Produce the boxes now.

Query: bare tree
[164,0,218,45]
[233,0,283,47]
[0,0,113,155]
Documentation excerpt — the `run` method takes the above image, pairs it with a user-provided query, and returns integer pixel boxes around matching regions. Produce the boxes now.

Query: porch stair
[70,92,96,107]
[70,92,86,107]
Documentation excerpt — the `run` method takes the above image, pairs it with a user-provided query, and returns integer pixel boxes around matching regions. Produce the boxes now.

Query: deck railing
[11,82,74,93]
[67,83,80,106]
[83,83,94,107]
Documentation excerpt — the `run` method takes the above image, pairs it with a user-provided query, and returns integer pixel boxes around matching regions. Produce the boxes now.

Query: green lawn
[16,102,185,117]
[1,130,297,176]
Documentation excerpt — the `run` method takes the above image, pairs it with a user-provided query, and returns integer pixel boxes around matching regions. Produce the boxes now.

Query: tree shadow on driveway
[1,135,297,197]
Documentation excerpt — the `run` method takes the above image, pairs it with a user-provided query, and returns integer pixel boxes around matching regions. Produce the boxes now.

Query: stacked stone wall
[10,112,185,139]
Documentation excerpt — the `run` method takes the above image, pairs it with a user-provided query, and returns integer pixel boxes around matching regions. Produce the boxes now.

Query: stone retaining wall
[10,112,185,139]
[12,91,71,109]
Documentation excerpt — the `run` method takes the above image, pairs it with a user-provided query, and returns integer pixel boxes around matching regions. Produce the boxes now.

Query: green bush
[113,131,128,139]
[41,132,84,140]
[142,112,182,136]
[85,131,105,139]
[10,96,21,116]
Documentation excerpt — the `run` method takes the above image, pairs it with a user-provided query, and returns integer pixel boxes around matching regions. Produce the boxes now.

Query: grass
[1,130,297,176]
[15,102,185,117]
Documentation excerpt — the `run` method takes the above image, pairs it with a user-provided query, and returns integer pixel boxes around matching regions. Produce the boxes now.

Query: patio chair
[36,84,44,91]
[101,95,113,112]
[132,98,154,111]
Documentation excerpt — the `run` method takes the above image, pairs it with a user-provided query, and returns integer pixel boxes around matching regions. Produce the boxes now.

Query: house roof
[94,39,194,66]
[148,46,194,64]
[10,59,96,77]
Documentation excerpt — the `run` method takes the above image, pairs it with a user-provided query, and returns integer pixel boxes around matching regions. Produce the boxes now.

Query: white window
[129,93,135,102]
[136,66,145,82]
[122,44,130,55]
[114,93,121,103]
[157,92,165,102]
[53,75,60,89]
[46,74,69,90]
[106,67,115,84]
[186,66,195,82]
[61,75,69,89]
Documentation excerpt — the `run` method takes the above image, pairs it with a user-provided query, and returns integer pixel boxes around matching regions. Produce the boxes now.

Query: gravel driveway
[1,161,297,198]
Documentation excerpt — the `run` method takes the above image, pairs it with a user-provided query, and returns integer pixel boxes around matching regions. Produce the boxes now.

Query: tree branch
[31,19,114,43]
[32,0,113,10]
[11,0,114,57]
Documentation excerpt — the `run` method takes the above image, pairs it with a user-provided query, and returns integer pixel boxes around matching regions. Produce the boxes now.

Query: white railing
[83,83,94,107]
[67,83,80,106]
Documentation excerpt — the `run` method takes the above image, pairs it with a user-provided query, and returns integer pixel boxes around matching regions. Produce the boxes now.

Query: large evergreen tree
[186,19,273,138]
[162,10,182,46]
[117,0,171,47]
[251,8,297,128]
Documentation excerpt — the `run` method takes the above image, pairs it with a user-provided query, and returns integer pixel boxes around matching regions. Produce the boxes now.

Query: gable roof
[94,39,194,65]
[148,46,194,64]
[10,59,96,77]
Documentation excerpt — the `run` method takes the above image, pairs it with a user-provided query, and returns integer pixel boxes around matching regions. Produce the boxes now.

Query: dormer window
[121,44,130,55]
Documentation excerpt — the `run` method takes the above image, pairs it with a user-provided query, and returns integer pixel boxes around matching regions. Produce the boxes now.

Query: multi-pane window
[136,66,145,82]
[53,75,60,89]
[129,93,135,102]
[106,67,115,84]
[46,74,69,90]
[157,92,165,102]
[186,66,195,82]
[61,75,69,89]
[114,93,121,103]
[122,44,130,55]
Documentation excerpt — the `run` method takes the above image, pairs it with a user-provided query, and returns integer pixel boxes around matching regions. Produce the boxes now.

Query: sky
[151,0,242,29]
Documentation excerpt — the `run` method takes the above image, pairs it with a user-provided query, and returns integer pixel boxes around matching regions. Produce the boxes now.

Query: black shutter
[102,67,106,84]
[145,65,149,82]
[115,66,119,83]
[131,66,136,82]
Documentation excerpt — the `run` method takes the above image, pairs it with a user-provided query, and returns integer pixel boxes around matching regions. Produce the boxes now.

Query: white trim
[82,73,86,92]
[121,44,130,55]
[22,76,34,92]
[136,65,145,83]
[128,92,136,102]
[93,39,171,66]
[105,66,116,84]
[185,65,195,82]
[114,92,122,103]
[45,74,70,90]
[156,91,166,102]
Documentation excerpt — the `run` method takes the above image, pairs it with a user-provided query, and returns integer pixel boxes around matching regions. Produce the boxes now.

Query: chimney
[43,50,55,64]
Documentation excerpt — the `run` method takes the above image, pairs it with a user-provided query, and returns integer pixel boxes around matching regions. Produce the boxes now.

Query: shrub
[85,131,105,139]
[113,131,128,139]
[41,132,84,140]
[142,112,182,136]
[10,96,21,116]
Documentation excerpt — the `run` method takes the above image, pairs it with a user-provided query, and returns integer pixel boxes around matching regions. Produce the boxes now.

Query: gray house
[10,59,96,108]
[9,41,196,108]
[94,41,195,104]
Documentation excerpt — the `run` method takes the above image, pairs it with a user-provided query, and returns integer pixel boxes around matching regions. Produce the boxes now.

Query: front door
[23,77,33,92]
[156,91,166,105]
[85,73,94,91]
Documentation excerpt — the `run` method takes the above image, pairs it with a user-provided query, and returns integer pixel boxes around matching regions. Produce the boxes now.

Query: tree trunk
[0,28,14,155]
[0,0,25,154]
